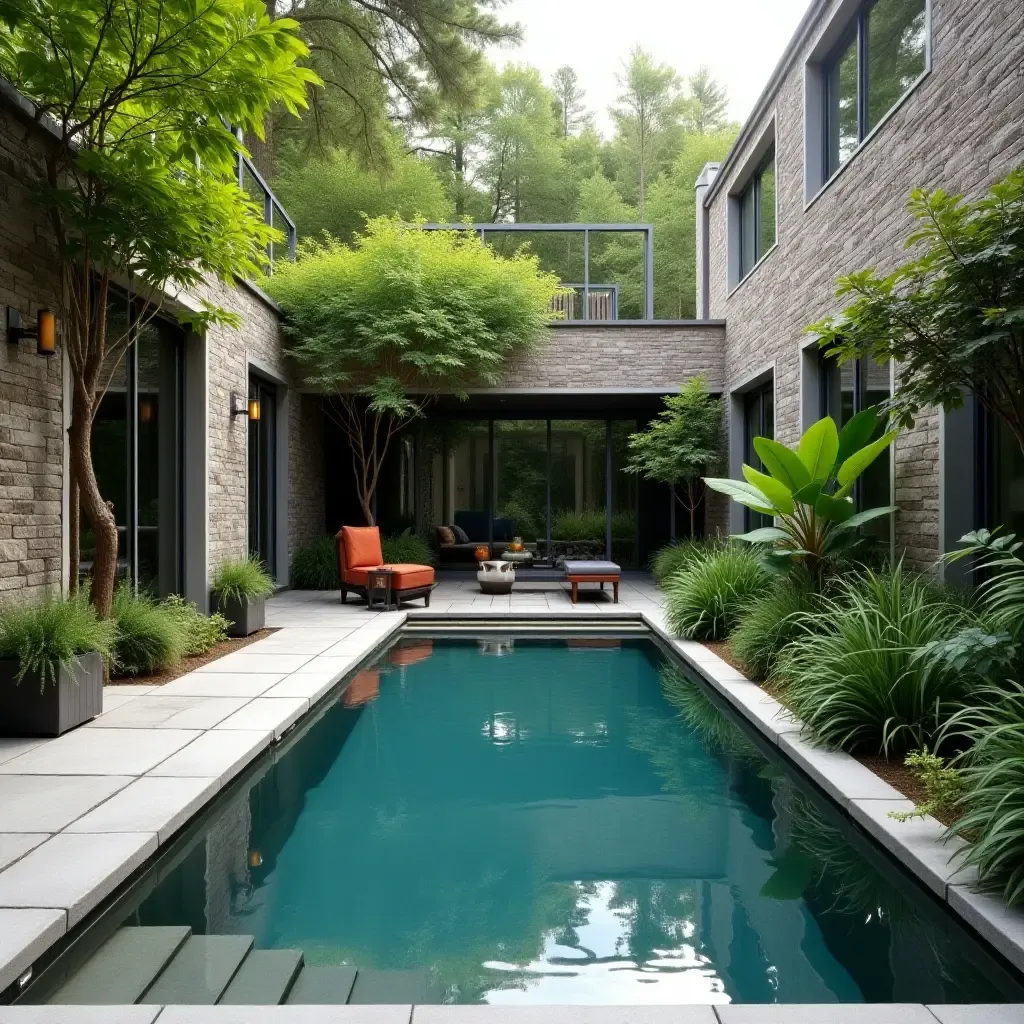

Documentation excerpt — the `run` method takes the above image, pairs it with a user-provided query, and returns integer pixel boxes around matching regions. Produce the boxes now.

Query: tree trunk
[68,462,79,596]
[69,404,118,618]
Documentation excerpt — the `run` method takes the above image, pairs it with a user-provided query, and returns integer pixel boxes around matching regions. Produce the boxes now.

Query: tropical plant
[625,375,722,538]
[267,218,562,524]
[775,565,978,756]
[704,411,897,578]
[382,530,434,566]
[808,168,1024,459]
[0,593,115,688]
[0,0,316,617]
[729,578,822,682]
[664,545,768,641]
[162,595,229,658]
[291,536,340,590]
[111,585,186,676]
[650,538,722,586]
[211,557,275,603]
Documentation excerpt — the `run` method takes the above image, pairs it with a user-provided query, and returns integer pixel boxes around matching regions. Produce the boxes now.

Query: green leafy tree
[551,66,590,137]
[683,66,732,134]
[809,169,1024,458]
[0,0,315,616]
[704,411,897,578]
[266,218,562,523]
[624,375,722,538]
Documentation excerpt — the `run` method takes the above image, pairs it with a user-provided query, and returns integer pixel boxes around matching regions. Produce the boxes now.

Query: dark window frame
[737,146,777,281]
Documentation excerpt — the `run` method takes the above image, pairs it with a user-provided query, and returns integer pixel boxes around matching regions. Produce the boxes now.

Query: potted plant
[211,556,275,637]
[0,594,115,736]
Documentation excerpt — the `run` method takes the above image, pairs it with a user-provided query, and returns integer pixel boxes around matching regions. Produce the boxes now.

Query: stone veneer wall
[0,95,65,600]
[498,322,726,392]
[704,0,1024,564]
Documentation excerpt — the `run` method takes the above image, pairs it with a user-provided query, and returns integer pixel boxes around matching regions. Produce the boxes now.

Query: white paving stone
[85,695,250,730]
[99,691,142,714]
[0,1010,161,1024]
[848,798,976,897]
[148,729,271,782]
[716,1008,939,1024]
[0,833,47,870]
[413,1009,717,1024]
[245,637,341,655]
[0,737,44,767]
[948,884,1024,973]
[0,831,156,927]
[262,671,346,702]
[193,653,315,674]
[714,680,799,743]
[0,775,133,832]
[0,907,66,991]
[63,775,220,842]
[102,685,159,696]
[157,673,288,698]
[214,697,309,739]
[927,1007,1024,1024]
[0,729,201,777]
[157,1009,414,1024]
[778,732,904,807]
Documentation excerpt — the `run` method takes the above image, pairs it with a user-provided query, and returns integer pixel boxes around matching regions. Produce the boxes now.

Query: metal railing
[236,150,297,267]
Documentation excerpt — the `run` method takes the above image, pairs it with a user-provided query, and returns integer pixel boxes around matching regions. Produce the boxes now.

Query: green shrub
[664,546,768,641]
[775,565,977,756]
[946,683,1024,904]
[162,595,229,657]
[729,579,822,682]
[212,556,275,603]
[0,593,115,687]
[650,539,721,586]
[111,584,186,676]
[291,536,339,590]
[382,529,433,566]
[551,509,634,541]
[888,749,966,823]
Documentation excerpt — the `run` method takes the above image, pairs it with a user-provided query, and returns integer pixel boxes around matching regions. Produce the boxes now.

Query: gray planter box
[214,593,266,637]
[1,652,104,736]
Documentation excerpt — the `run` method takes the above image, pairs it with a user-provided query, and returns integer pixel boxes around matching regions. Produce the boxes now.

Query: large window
[737,147,776,282]
[742,382,774,531]
[823,0,927,181]
[248,375,278,576]
[979,411,1024,538]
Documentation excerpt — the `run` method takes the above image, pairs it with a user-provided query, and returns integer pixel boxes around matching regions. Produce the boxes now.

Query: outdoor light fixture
[6,307,56,356]
[139,398,153,424]
[248,396,261,421]
[230,391,249,418]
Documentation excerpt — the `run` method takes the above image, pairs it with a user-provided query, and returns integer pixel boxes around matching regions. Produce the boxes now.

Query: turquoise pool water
[127,636,1019,1004]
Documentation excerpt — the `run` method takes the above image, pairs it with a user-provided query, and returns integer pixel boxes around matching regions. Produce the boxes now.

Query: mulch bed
[108,628,279,688]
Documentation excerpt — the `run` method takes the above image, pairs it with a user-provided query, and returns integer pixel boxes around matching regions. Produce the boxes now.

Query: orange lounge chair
[335,526,436,608]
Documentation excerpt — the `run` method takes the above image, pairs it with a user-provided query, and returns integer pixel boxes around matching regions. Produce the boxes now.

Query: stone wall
[498,322,726,393]
[0,95,65,600]
[704,0,1024,566]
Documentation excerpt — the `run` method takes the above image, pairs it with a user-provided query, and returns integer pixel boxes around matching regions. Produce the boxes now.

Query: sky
[488,0,812,137]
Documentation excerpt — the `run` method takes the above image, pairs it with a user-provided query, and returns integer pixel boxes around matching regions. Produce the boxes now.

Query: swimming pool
[34,634,1024,1005]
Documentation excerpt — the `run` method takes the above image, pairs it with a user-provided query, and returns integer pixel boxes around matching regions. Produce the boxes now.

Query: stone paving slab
[715,1007,941,1024]
[63,776,221,843]
[0,738,46,768]
[0,833,47,871]
[85,696,250,731]
[0,908,65,991]
[156,674,289,698]
[213,697,309,739]
[0,1011,161,1024]
[948,883,1024,973]
[0,775,133,833]
[928,1007,1024,1023]
[156,1009,414,1023]
[0,832,156,927]
[0,729,201,777]
[413,1010,717,1024]
[777,733,905,808]
[193,654,315,674]
[147,730,272,783]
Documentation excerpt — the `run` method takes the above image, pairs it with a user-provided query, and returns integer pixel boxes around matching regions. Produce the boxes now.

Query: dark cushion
[436,526,455,545]
[450,524,470,544]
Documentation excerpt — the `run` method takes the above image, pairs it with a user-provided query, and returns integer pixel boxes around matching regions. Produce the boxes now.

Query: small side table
[366,567,395,610]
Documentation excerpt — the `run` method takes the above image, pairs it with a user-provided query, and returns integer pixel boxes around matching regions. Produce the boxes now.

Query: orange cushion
[343,526,383,568]
[343,563,434,589]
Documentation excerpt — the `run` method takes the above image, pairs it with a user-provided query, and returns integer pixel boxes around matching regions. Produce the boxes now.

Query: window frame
[727,123,778,295]
[737,146,777,282]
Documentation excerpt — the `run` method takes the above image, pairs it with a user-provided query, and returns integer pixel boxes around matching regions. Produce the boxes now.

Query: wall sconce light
[230,391,249,418]
[6,308,56,356]
[139,398,153,423]
[248,396,261,421]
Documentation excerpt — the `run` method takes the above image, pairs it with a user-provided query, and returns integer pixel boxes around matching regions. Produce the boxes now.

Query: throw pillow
[436,526,455,545]
[451,524,470,544]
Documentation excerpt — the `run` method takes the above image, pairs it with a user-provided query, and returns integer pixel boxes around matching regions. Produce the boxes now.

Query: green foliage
[888,749,966,823]
[291,537,340,590]
[944,683,1024,904]
[705,411,897,577]
[111,585,186,676]
[650,539,722,586]
[625,375,722,538]
[664,546,768,641]
[0,594,115,688]
[211,557,275,603]
[162,595,229,658]
[808,168,1024,457]
[274,140,452,244]
[382,529,434,566]
[550,510,634,541]
[729,579,823,682]
[775,565,977,756]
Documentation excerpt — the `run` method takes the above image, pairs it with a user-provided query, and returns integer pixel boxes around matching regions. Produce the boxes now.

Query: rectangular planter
[214,593,266,637]
[1,652,104,736]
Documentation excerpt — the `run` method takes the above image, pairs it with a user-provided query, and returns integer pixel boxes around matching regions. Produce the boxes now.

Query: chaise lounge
[335,526,436,608]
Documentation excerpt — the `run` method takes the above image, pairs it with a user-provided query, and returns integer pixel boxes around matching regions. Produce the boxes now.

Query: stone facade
[498,322,726,392]
[703,0,1024,564]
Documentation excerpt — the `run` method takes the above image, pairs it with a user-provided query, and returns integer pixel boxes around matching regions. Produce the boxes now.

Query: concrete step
[48,925,191,1005]
[284,965,357,1004]
[140,934,253,1005]
[347,968,440,1005]
[218,948,304,1005]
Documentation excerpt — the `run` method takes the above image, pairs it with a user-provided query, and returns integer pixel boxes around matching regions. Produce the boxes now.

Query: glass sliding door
[248,376,278,576]
[494,420,548,559]
[550,420,609,562]
[743,382,774,531]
